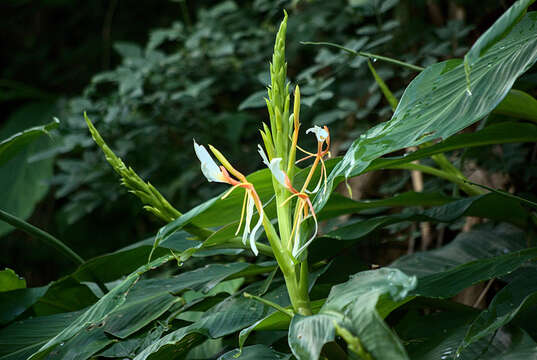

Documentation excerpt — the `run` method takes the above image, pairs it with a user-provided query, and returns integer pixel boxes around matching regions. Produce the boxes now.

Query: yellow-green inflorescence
[84,113,211,239]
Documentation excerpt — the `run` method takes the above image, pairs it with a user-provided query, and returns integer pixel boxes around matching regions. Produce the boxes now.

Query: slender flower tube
[258,145,317,258]
[194,139,263,255]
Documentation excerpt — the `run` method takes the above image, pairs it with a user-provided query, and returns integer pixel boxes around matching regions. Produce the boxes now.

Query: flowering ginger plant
[191,12,333,317]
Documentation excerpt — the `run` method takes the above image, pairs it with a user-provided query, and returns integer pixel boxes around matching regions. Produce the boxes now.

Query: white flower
[258,144,288,188]
[240,193,263,256]
[306,126,329,142]
[193,139,226,183]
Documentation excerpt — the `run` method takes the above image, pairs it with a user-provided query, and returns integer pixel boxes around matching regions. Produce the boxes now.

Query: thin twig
[473,278,494,308]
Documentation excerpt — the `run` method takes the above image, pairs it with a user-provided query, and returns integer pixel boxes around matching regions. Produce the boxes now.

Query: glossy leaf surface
[317,11,537,210]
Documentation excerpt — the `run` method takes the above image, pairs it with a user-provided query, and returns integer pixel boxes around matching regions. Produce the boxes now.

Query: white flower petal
[249,208,263,256]
[242,195,255,245]
[193,139,226,183]
[258,145,289,188]
[306,126,328,142]
[257,144,270,167]
[268,158,288,187]
[292,211,303,256]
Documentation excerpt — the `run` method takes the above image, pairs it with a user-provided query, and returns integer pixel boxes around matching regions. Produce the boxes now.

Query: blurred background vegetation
[2,0,534,286]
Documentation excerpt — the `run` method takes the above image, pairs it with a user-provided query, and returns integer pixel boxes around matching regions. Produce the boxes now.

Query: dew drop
[59,342,65,347]
[372,57,378,63]
[466,88,472,96]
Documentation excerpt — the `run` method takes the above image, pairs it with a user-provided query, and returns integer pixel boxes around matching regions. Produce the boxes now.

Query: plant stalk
[0,208,84,265]
[388,163,485,196]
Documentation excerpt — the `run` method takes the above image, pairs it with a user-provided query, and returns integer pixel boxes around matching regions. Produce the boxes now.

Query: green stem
[301,41,424,72]
[283,270,311,316]
[261,215,311,315]
[388,163,485,196]
[243,292,294,317]
[0,209,110,294]
[0,208,84,265]
[298,260,311,311]
[431,153,464,177]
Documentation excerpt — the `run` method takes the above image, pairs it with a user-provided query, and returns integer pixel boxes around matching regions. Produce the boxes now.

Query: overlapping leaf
[288,268,416,360]
[316,10,537,210]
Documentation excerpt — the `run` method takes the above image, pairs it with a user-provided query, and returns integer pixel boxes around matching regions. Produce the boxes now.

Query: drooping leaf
[316,11,537,210]
[288,268,416,360]
[0,102,57,236]
[0,285,49,325]
[28,255,172,360]
[0,118,58,165]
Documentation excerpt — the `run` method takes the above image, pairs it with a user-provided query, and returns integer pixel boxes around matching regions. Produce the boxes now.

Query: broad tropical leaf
[316,10,537,210]
[288,268,416,360]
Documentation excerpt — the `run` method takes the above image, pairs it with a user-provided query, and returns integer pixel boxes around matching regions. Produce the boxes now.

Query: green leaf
[0,311,81,360]
[134,267,328,360]
[493,89,537,121]
[33,277,98,316]
[318,191,453,220]
[103,263,249,339]
[133,282,288,360]
[411,247,537,299]
[0,285,49,325]
[464,0,535,73]
[392,224,527,277]
[218,345,291,360]
[151,197,218,260]
[71,231,199,283]
[391,224,537,300]
[324,193,529,242]
[97,323,166,359]
[238,299,325,352]
[318,11,537,210]
[397,310,537,360]
[43,326,113,360]
[0,269,25,292]
[288,268,416,360]
[0,118,58,165]
[459,268,537,354]
[27,255,172,360]
[0,102,57,236]
[366,121,537,172]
